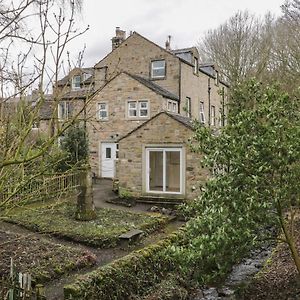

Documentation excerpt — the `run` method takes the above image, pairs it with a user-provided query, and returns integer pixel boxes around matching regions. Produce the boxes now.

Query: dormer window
[151,60,166,79]
[72,75,81,90]
[194,57,198,74]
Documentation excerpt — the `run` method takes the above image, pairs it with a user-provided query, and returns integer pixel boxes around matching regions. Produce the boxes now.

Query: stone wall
[180,62,228,127]
[94,33,180,97]
[116,112,209,201]
[86,73,173,176]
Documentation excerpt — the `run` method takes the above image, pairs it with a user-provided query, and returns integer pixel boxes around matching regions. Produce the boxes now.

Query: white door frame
[145,147,183,194]
[100,142,117,178]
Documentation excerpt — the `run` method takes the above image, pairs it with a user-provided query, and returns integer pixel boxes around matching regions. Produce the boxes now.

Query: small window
[199,101,205,124]
[185,97,191,118]
[211,105,216,126]
[194,57,198,74]
[98,103,108,120]
[128,101,137,117]
[72,75,81,90]
[139,101,148,117]
[58,101,70,120]
[151,60,166,78]
[116,143,119,159]
[106,147,111,159]
[128,100,149,118]
[167,100,178,113]
[215,71,219,86]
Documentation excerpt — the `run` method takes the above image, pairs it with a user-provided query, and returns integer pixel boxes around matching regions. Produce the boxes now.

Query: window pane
[140,109,148,117]
[140,102,147,108]
[152,60,165,68]
[149,151,163,191]
[129,109,137,117]
[106,147,111,159]
[129,102,136,109]
[100,111,107,119]
[166,151,180,192]
[152,68,165,77]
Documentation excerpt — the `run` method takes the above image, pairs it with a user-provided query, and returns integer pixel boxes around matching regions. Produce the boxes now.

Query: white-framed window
[211,105,216,126]
[167,100,178,113]
[58,101,70,120]
[194,57,198,74]
[146,147,183,194]
[139,101,148,117]
[199,101,205,124]
[72,75,81,90]
[185,97,191,118]
[151,60,166,79]
[98,103,108,120]
[128,100,149,118]
[116,143,119,159]
[214,71,219,86]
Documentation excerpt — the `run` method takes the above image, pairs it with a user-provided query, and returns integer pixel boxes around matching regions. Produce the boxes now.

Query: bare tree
[198,11,275,85]
[0,0,96,218]
[270,0,300,91]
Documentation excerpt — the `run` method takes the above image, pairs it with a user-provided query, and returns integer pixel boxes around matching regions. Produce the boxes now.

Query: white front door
[101,142,117,178]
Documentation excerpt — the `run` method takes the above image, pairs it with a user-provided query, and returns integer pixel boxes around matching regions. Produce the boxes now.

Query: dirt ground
[243,221,300,300]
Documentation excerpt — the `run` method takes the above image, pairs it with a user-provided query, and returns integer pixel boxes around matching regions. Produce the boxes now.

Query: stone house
[48,27,229,201]
[116,111,208,201]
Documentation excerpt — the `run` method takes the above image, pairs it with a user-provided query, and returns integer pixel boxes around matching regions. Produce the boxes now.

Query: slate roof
[166,111,194,129]
[39,101,54,119]
[125,73,179,101]
[60,88,95,100]
[171,47,195,54]
[57,67,94,86]
[118,111,194,142]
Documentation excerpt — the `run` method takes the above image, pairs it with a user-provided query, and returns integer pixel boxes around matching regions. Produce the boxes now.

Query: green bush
[64,231,184,299]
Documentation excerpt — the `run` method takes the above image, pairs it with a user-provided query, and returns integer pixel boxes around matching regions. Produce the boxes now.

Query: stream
[190,244,272,300]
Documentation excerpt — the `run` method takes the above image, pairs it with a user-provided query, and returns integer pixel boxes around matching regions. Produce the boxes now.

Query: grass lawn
[3,202,168,248]
[0,230,96,284]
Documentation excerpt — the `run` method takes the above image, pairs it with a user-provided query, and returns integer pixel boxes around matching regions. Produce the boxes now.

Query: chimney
[165,35,171,51]
[112,27,126,50]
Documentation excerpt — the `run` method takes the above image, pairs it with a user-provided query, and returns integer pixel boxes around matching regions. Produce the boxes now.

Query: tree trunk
[75,168,96,221]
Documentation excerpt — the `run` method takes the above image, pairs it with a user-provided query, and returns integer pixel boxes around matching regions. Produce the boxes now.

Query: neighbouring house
[40,27,229,201]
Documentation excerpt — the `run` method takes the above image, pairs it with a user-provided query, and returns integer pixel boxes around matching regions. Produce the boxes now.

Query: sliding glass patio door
[146,148,182,194]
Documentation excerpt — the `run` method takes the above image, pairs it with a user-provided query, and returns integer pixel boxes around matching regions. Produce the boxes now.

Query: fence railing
[0,258,45,300]
[0,172,81,207]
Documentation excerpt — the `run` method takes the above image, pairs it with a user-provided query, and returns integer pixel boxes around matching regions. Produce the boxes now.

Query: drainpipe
[208,77,211,127]
[178,62,181,114]
[222,86,225,127]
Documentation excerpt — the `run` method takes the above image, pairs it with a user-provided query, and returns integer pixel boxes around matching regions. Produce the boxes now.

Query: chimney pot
[112,27,126,50]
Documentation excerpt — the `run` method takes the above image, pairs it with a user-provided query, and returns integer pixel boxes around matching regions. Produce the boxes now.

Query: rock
[150,206,159,212]
[218,287,235,297]
[161,207,172,215]
[203,287,219,299]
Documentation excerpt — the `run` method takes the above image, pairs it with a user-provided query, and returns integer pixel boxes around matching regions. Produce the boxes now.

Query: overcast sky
[72,0,285,67]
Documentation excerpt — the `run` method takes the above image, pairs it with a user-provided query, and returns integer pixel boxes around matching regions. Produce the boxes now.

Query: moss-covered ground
[3,201,168,248]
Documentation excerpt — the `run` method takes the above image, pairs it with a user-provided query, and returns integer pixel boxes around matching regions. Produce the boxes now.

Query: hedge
[64,230,184,300]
